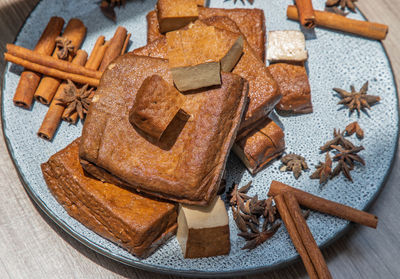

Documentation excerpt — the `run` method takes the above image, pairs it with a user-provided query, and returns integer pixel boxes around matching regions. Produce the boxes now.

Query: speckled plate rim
[1,2,399,277]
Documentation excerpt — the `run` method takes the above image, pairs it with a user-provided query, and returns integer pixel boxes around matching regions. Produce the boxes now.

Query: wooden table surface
[1,0,399,278]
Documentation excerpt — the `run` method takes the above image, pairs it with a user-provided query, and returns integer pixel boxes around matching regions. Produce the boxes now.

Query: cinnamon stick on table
[287,5,388,40]
[38,50,88,141]
[283,193,333,279]
[34,18,87,105]
[62,36,108,124]
[4,52,100,87]
[294,0,316,28]
[268,181,378,228]
[274,195,318,279]
[99,26,128,71]
[12,17,64,109]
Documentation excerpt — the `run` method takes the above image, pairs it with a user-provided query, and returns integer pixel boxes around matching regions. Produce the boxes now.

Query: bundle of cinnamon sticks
[269,181,378,279]
[5,17,131,141]
[290,0,388,40]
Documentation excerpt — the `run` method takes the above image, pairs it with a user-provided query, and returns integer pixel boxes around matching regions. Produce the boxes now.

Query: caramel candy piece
[41,139,177,258]
[233,118,285,175]
[268,63,312,114]
[177,196,230,258]
[129,75,186,141]
[157,0,199,33]
[167,21,243,91]
[267,31,308,63]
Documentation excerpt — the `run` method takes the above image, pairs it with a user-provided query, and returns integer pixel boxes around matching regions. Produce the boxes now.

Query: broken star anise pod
[228,181,251,206]
[324,6,349,16]
[225,0,254,5]
[333,81,381,115]
[239,221,281,251]
[280,154,308,179]
[57,80,93,120]
[310,152,332,184]
[326,0,357,12]
[331,145,365,182]
[100,0,126,22]
[320,129,355,153]
[345,121,364,139]
[263,197,276,224]
[55,36,75,60]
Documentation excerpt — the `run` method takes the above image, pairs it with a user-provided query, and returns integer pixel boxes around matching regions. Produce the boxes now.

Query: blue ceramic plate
[2,0,398,276]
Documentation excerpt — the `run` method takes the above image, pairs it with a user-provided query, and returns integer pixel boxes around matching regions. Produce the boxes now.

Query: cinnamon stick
[274,195,318,279]
[6,45,102,80]
[283,193,332,279]
[38,50,88,141]
[4,53,99,87]
[62,36,107,124]
[269,181,378,228]
[34,18,87,105]
[121,33,131,55]
[294,0,316,28]
[12,17,64,109]
[287,5,388,40]
[99,26,128,71]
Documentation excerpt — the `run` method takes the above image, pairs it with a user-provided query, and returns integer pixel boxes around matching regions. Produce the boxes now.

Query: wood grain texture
[0,0,400,278]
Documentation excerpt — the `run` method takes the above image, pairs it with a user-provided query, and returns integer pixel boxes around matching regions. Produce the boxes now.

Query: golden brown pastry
[156,0,199,33]
[268,62,312,114]
[41,139,178,258]
[79,54,248,206]
[129,74,187,141]
[134,17,280,130]
[233,118,285,175]
[146,7,266,62]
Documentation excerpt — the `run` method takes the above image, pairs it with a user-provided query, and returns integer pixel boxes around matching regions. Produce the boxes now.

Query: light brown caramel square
[157,0,199,33]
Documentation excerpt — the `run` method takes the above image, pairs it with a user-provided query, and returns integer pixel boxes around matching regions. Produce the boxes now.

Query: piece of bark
[177,196,230,258]
[129,75,187,141]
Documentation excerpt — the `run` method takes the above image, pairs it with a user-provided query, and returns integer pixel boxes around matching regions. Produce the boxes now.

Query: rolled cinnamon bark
[4,53,100,87]
[38,50,88,141]
[287,5,388,40]
[268,181,378,228]
[294,0,316,28]
[274,195,318,279]
[34,18,87,105]
[283,193,332,279]
[99,26,128,71]
[62,36,107,124]
[12,17,64,109]
[121,33,131,55]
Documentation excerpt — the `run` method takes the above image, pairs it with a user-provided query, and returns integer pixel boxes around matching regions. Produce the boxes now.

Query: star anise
[100,0,126,22]
[224,0,254,5]
[326,0,357,12]
[333,82,380,115]
[310,152,332,184]
[55,37,75,60]
[320,129,355,153]
[331,145,365,182]
[324,6,349,16]
[239,221,281,250]
[345,121,364,139]
[57,80,93,120]
[263,197,276,224]
[228,181,251,206]
[280,154,308,179]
